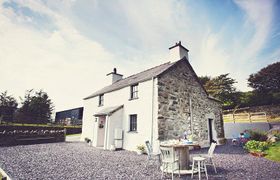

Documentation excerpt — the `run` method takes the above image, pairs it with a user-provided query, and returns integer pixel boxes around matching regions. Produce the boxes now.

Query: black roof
[84,61,175,100]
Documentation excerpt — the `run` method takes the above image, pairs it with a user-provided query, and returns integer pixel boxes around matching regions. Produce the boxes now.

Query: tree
[0,91,18,122]
[199,74,239,108]
[198,76,211,87]
[248,62,280,93]
[17,89,54,124]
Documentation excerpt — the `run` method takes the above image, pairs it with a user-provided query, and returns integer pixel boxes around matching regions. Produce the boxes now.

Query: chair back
[208,142,217,157]
[160,146,176,163]
[145,141,152,157]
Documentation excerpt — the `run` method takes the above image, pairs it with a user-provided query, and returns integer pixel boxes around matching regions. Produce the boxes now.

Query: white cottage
[82,42,225,152]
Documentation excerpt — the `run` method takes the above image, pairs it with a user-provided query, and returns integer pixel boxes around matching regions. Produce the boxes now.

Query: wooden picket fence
[223,112,268,123]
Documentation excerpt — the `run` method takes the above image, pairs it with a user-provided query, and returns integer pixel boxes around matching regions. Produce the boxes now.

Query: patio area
[0,141,279,179]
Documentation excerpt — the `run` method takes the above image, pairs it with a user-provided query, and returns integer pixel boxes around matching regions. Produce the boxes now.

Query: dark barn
[55,107,83,125]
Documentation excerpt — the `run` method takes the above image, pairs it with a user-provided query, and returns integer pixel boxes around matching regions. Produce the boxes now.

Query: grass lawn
[265,142,280,162]
[66,133,81,136]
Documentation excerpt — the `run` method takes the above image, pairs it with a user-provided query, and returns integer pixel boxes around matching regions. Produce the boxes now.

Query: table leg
[176,147,190,170]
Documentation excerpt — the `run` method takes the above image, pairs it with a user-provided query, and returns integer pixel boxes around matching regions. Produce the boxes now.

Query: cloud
[234,0,274,61]
[0,0,115,111]
[0,0,279,112]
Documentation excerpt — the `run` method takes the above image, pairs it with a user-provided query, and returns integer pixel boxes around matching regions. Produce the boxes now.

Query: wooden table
[160,142,200,175]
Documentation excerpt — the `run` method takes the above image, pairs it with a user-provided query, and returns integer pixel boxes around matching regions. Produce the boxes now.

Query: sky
[1,0,280,112]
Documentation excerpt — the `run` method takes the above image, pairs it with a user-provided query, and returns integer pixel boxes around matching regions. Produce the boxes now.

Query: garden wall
[0,125,66,146]
[224,122,270,138]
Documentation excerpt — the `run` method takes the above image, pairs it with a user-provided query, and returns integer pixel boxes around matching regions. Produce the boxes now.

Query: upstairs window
[129,114,137,132]
[130,84,138,99]
[99,94,104,106]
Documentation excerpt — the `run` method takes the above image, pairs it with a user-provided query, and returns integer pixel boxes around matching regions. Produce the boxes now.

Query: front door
[97,116,106,147]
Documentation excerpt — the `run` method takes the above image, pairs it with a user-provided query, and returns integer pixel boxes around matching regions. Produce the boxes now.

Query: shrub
[245,140,269,152]
[258,141,269,151]
[136,144,146,152]
[245,140,259,151]
[248,129,267,141]
[269,129,280,140]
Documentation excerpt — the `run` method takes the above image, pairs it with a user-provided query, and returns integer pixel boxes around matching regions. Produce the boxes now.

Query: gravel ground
[0,141,279,180]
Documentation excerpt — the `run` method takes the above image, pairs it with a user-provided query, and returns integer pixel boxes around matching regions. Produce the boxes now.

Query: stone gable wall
[157,60,224,146]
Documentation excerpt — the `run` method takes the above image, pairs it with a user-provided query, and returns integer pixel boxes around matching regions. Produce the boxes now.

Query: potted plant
[244,140,268,157]
[136,144,146,155]
[85,138,92,146]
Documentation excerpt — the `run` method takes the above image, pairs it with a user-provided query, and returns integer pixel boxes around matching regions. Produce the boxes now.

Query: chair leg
[161,163,164,179]
[171,163,174,180]
[204,161,208,180]
[191,160,195,179]
[145,158,149,168]
[211,158,217,173]
[178,161,180,177]
[157,155,161,170]
[198,161,201,180]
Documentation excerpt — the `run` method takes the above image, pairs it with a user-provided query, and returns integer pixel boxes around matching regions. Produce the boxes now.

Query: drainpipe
[190,97,194,138]
[151,77,155,150]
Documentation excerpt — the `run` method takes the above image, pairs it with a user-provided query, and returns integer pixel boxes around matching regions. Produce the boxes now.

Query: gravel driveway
[0,141,279,180]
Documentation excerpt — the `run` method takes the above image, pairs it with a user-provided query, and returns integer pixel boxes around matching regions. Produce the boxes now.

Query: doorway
[208,118,217,144]
[97,116,106,147]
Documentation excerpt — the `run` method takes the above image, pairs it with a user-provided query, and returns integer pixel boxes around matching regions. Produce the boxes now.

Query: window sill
[127,131,138,133]
[128,97,139,101]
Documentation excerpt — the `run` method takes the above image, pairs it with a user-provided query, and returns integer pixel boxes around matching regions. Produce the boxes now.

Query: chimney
[169,41,189,62]
[106,68,123,84]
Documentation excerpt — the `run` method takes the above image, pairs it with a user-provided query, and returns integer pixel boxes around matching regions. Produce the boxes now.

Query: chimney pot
[169,41,189,62]
[106,68,123,84]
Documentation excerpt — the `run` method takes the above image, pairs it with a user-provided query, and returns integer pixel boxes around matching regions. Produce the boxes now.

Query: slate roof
[84,61,175,100]
[94,105,124,116]
[84,57,221,103]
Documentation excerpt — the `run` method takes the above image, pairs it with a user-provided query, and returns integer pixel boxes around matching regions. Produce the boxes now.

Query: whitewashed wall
[82,79,158,151]
[81,99,95,141]
[106,109,123,149]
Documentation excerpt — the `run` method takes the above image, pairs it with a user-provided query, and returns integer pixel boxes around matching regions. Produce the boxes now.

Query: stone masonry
[157,59,225,146]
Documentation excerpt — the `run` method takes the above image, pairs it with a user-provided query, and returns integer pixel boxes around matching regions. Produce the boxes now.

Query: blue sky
[0,0,280,111]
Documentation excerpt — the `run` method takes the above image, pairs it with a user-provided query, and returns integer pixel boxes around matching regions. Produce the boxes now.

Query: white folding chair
[145,140,161,168]
[199,142,217,173]
[160,146,180,180]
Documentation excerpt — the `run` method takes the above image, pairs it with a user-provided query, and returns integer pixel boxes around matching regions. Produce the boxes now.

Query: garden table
[160,141,200,175]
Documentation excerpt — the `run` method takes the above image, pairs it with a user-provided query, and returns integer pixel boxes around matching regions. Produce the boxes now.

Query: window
[130,84,138,99]
[98,94,104,106]
[129,114,137,131]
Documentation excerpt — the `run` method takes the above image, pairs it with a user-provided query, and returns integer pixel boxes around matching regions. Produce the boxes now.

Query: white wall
[106,109,123,149]
[82,79,158,151]
[81,99,95,142]
[224,122,270,139]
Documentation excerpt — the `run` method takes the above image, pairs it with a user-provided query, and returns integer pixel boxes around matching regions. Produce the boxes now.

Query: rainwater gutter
[151,77,155,149]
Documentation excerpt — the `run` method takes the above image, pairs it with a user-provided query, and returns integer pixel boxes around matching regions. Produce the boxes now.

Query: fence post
[249,112,252,123]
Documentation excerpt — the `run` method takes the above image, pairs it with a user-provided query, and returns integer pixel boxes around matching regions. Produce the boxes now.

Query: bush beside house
[243,129,280,159]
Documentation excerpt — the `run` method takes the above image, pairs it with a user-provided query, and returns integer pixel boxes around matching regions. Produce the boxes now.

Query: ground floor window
[129,114,137,131]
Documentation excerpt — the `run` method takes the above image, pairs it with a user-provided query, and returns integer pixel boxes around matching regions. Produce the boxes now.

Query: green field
[265,142,280,162]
